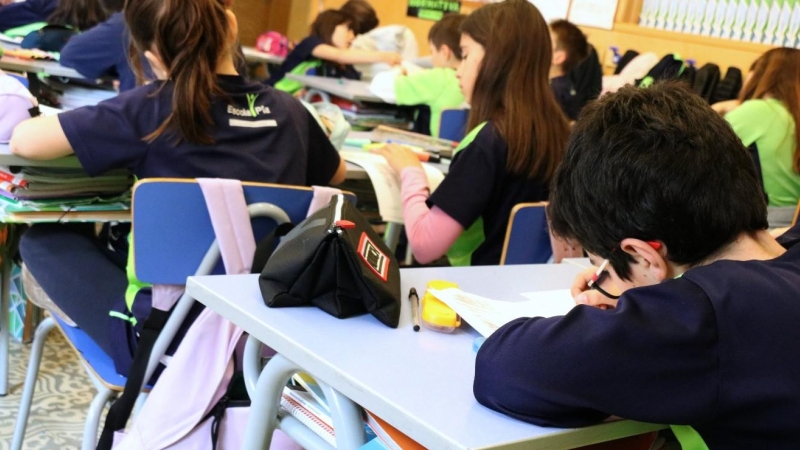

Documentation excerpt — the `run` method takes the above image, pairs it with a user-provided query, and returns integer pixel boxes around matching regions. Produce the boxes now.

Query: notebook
[279,385,335,447]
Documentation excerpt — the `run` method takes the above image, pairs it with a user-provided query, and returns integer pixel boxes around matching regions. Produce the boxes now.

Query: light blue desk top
[0,54,84,79]
[286,74,386,103]
[186,264,664,450]
[242,46,285,65]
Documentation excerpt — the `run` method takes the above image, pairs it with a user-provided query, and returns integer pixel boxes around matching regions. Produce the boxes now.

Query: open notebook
[427,288,576,337]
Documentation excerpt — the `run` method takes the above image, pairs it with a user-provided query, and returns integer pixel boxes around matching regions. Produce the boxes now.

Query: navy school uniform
[474,224,800,448]
[427,122,549,266]
[550,75,581,121]
[19,76,342,374]
[0,0,56,32]
[266,35,360,86]
[59,13,139,92]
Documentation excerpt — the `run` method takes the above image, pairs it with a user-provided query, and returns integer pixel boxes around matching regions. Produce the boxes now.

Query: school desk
[186,264,666,450]
[286,74,387,104]
[242,46,286,66]
[0,144,131,396]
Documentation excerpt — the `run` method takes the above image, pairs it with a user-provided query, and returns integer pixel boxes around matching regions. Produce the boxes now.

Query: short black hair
[102,0,124,13]
[428,13,466,60]
[548,82,768,279]
[549,19,590,73]
[340,0,378,35]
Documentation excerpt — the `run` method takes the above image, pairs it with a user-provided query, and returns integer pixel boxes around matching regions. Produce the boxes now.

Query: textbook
[279,385,335,447]
[363,410,425,450]
[427,288,575,337]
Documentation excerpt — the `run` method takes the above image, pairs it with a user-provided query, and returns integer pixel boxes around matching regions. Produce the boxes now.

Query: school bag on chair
[256,31,291,57]
[710,66,742,104]
[0,70,39,143]
[693,63,721,103]
[99,179,314,450]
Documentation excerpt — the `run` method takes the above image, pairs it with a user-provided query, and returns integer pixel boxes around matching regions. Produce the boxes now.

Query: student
[266,9,401,93]
[369,13,466,137]
[339,0,378,36]
[713,48,800,209]
[11,0,346,375]
[58,0,147,92]
[549,19,590,120]
[0,0,56,32]
[474,82,800,448]
[376,0,570,266]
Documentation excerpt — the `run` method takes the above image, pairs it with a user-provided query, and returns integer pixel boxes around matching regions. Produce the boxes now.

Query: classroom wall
[274,0,773,72]
[233,0,292,47]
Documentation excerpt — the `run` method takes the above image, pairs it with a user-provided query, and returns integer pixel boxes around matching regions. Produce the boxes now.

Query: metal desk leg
[243,352,367,450]
[242,353,301,450]
[0,258,10,396]
[383,222,402,253]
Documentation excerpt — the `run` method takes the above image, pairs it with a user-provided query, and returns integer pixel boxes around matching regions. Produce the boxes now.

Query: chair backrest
[131,178,354,284]
[693,63,721,102]
[500,202,552,265]
[438,108,469,142]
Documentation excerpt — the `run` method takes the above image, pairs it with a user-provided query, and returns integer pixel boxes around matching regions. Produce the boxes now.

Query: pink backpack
[256,31,290,57]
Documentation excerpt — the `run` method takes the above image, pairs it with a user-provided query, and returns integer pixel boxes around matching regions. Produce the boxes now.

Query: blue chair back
[132,178,355,284]
[8,73,29,88]
[500,203,552,265]
[438,108,468,142]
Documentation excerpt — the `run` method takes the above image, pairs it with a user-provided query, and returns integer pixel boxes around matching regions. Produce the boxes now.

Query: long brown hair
[125,0,232,145]
[461,0,570,181]
[339,0,378,35]
[49,0,107,31]
[739,47,800,173]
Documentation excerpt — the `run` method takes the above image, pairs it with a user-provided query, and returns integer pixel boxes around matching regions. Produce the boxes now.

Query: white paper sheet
[528,0,572,22]
[340,150,444,224]
[428,288,575,337]
[568,0,620,30]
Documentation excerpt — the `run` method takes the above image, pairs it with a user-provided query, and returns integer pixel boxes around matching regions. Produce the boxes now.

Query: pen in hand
[409,287,421,332]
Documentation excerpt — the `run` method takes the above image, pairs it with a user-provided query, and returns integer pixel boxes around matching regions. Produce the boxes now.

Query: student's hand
[372,144,422,174]
[570,267,620,310]
[711,99,741,116]
[382,52,402,66]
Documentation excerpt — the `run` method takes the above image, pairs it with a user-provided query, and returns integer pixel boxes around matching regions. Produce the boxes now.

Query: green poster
[407,0,461,21]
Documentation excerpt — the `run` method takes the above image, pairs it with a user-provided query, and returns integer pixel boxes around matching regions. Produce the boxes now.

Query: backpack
[637,54,686,88]
[0,71,38,143]
[710,66,743,104]
[693,63,721,103]
[256,31,291,57]
[20,24,77,53]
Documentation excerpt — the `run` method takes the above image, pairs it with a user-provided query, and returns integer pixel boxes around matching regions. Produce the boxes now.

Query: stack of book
[0,165,132,222]
[329,97,413,130]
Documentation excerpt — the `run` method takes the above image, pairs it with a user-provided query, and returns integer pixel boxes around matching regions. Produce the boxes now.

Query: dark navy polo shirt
[58,75,341,185]
[266,36,360,86]
[427,122,550,266]
[0,0,56,32]
[550,75,581,121]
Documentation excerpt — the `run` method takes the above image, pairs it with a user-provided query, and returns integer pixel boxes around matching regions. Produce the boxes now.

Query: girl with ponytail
[11,0,346,373]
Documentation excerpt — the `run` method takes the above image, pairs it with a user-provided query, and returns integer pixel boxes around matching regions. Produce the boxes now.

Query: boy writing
[549,19,590,120]
[370,13,466,137]
[474,82,800,448]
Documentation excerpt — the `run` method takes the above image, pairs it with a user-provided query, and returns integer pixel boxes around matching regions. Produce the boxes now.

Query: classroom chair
[438,108,469,142]
[13,179,356,450]
[500,202,553,265]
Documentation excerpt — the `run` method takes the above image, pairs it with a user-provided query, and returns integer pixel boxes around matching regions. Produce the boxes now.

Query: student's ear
[439,44,453,61]
[144,49,168,80]
[552,49,566,68]
[618,238,669,284]
[225,9,239,45]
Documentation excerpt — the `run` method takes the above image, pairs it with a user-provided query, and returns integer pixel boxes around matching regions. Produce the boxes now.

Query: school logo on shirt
[227,93,277,128]
[358,232,390,282]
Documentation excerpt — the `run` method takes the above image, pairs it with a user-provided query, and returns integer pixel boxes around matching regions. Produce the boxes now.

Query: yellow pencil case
[421,280,461,333]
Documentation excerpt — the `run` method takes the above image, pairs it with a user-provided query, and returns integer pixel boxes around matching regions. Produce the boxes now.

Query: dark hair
[340,0,378,35]
[461,0,570,181]
[100,0,124,13]
[48,0,108,31]
[738,47,800,173]
[548,82,768,279]
[310,9,353,46]
[549,19,590,73]
[125,0,232,145]
[428,13,466,60]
